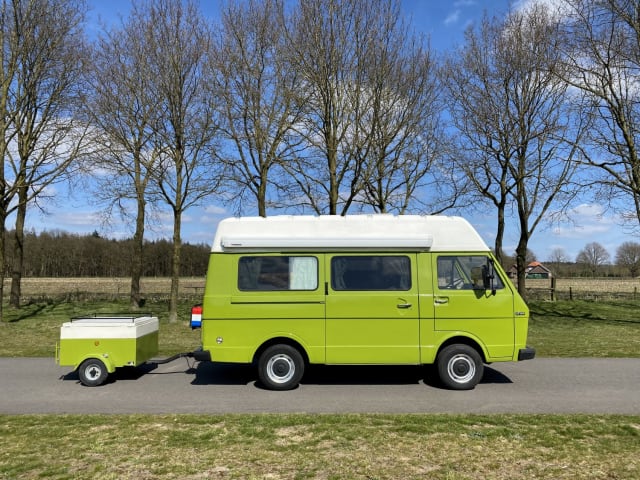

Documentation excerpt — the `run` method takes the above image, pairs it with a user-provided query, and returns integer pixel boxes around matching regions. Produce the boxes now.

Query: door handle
[397,303,412,309]
[434,298,449,305]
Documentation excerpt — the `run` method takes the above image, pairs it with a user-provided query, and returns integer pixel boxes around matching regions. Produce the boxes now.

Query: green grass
[0,414,638,479]
[2,298,639,358]
[0,299,201,357]
[1,299,639,479]
[528,300,640,357]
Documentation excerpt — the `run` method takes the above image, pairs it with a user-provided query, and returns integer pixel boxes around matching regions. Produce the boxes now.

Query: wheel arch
[74,355,116,373]
[253,337,309,366]
[437,335,487,363]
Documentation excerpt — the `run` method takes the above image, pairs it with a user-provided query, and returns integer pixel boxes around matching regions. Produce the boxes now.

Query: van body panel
[431,253,516,360]
[201,319,326,364]
[198,215,533,380]
[416,253,436,363]
[325,253,419,364]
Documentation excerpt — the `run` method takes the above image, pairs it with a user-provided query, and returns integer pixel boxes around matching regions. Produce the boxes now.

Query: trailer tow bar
[148,351,196,365]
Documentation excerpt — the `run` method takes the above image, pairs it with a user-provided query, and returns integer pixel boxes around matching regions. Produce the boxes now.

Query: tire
[78,358,109,387]
[257,344,304,391]
[436,344,484,390]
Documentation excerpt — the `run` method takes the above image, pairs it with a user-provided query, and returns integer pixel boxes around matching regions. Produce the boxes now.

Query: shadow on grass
[530,301,640,325]
[5,302,57,323]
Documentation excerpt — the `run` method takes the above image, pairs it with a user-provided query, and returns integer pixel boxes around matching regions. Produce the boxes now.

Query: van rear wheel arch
[253,337,309,366]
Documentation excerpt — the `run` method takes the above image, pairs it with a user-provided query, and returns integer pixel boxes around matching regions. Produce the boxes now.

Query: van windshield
[437,255,505,290]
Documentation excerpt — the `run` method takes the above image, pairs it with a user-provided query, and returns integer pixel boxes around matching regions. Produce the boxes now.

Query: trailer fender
[74,354,116,374]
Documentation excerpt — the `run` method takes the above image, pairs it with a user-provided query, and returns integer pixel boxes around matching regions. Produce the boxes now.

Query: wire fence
[6,276,640,303]
[4,277,206,304]
[525,278,640,302]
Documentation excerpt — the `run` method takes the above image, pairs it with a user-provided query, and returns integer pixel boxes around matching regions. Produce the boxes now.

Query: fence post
[550,277,556,301]
[569,286,573,301]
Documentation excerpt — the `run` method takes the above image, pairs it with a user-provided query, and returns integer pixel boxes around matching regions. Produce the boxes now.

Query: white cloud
[444,9,461,26]
[203,205,227,215]
[454,0,476,6]
[550,203,614,238]
[513,0,569,21]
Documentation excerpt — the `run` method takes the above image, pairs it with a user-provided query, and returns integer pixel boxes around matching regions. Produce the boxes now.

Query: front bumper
[518,347,536,361]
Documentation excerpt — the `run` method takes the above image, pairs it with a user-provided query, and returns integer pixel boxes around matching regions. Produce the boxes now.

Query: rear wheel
[258,345,304,391]
[78,358,109,387]
[436,344,484,390]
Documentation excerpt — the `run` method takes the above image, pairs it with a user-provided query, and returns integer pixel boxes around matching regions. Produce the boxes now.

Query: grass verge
[1,414,639,480]
[0,299,201,357]
[0,300,640,358]
[1,300,639,479]
[1,298,639,358]
[528,299,640,357]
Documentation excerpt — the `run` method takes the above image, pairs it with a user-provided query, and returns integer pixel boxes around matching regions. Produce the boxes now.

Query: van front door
[433,254,514,359]
[325,254,420,364]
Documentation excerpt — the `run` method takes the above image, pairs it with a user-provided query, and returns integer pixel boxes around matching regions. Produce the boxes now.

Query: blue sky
[19,0,639,263]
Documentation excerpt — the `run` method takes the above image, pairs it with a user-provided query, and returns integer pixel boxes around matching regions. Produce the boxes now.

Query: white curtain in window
[289,257,317,290]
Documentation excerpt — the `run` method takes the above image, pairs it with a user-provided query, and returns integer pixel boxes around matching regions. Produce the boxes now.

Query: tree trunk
[494,205,506,266]
[130,198,146,308]
[168,208,181,323]
[0,214,6,322]
[9,189,27,308]
[515,226,529,300]
[258,170,267,218]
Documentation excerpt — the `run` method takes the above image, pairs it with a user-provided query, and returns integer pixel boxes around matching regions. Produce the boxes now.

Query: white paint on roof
[60,316,159,339]
[211,215,489,252]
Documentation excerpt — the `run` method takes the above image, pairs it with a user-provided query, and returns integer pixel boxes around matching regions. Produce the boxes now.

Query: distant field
[526,277,640,301]
[526,277,640,291]
[2,277,206,299]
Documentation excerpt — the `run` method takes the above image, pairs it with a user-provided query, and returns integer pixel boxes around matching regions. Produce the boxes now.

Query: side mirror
[470,267,484,289]
[484,262,497,296]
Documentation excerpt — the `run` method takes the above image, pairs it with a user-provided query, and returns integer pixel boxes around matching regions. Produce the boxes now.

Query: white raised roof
[211,215,490,252]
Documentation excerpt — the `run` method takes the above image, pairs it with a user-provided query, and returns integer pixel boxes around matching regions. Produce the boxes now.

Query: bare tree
[353,3,453,214]
[548,247,570,264]
[0,0,88,314]
[547,247,570,276]
[560,0,640,232]
[576,241,610,276]
[212,0,304,217]
[615,241,640,277]
[443,5,585,296]
[286,0,402,215]
[86,6,159,308]
[142,0,221,322]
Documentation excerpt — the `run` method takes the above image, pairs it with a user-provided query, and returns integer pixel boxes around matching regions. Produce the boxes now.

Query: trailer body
[56,316,159,386]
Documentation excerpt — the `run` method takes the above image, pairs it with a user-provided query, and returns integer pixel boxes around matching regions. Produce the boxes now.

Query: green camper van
[192,215,534,390]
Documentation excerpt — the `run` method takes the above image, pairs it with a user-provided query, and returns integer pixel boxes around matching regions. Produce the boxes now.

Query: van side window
[437,255,505,290]
[331,256,411,291]
[238,256,318,291]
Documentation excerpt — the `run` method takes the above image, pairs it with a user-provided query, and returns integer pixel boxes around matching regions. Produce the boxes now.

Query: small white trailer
[56,315,160,386]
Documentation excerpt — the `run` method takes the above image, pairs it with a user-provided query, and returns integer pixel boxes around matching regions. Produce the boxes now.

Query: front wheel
[78,358,109,387]
[436,344,484,390]
[257,345,304,391]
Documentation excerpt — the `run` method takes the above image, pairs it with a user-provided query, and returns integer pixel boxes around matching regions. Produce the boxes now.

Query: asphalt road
[1,357,639,415]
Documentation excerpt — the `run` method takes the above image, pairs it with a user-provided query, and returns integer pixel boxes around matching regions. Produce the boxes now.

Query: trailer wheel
[78,358,109,387]
[436,344,484,390]
[258,345,304,391]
